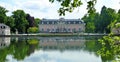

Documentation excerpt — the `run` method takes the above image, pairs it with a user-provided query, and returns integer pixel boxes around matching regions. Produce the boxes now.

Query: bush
[27,27,39,33]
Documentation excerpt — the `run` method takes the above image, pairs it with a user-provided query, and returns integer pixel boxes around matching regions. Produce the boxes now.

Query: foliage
[99,6,117,33]
[35,18,40,27]
[0,38,39,61]
[49,0,96,16]
[0,6,16,33]
[115,23,120,28]
[27,39,39,44]
[12,10,29,33]
[97,34,120,62]
[84,40,101,53]
[82,6,118,33]
[0,6,8,23]
[86,22,95,33]
[5,16,15,32]
[0,5,40,33]
[82,13,97,33]
[27,27,39,33]
[26,14,35,27]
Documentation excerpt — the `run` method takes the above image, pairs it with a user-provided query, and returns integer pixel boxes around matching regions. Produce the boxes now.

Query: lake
[0,36,119,62]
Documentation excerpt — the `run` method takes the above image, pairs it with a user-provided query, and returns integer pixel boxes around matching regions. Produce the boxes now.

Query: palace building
[39,18,85,33]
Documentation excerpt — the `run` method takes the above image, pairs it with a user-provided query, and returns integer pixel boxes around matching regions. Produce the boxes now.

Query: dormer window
[3,26,5,29]
[79,22,81,24]
[0,26,5,29]
[68,22,70,24]
[47,22,49,24]
[41,22,44,24]
[52,22,54,24]
[74,22,76,24]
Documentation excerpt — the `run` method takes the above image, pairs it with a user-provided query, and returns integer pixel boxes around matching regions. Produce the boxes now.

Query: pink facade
[39,18,85,33]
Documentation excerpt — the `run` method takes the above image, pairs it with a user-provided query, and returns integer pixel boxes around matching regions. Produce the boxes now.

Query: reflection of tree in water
[0,47,9,62]
[0,36,120,62]
[0,37,39,61]
[12,38,29,60]
[12,38,39,60]
[84,40,102,56]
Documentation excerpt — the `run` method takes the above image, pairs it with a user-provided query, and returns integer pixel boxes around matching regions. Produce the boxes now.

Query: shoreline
[0,33,111,37]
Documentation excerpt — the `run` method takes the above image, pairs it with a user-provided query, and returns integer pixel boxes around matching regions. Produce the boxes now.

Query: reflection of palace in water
[39,37,86,50]
[0,37,10,49]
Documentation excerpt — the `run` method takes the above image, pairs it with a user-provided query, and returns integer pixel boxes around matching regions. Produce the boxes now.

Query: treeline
[0,6,40,34]
[82,6,120,33]
[1,5,120,34]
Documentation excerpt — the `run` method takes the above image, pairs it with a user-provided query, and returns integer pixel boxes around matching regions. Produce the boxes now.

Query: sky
[0,0,120,19]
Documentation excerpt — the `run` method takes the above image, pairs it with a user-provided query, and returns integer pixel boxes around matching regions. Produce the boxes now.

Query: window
[74,22,76,24]
[52,29,54,32]
[72,28,76,32]
[79,22,81,24]
[42,22,44,24]
[67,21,70,24]
[68,28,71,32]
[47,22,49,24]
[47,29,50,32]
[56,29,59,32]
[79,28,81,32]
[41,28,44,31]
[63,28,66,32]
[52,22,54,24]
[3,26,5,29]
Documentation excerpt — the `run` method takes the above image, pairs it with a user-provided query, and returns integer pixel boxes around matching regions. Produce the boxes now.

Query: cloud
[18,50,101,62]
[95,0,120,12]
[0,0,120,19]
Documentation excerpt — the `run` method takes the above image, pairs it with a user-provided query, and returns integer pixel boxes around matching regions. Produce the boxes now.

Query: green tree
[49,0,96,15]
[5,16,15,32]
[99,6,117,33]
[0,6,8,23]
[82,13,97,33]
[82,6,118,33]
[12,10,28,33]
[35,18,40,27]
[117,9,120,22]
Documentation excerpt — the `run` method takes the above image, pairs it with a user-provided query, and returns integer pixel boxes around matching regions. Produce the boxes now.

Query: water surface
[0,36,117,62]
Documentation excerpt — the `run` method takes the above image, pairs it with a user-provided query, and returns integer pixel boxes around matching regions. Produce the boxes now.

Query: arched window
[52,29,54,32]
[41,28,44,32]
[68,28,71,32]
[72,28,76,32]
[47,29,50,32]
[79,28,81,32]
[56,28,59,32]
[63,28,66,32]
